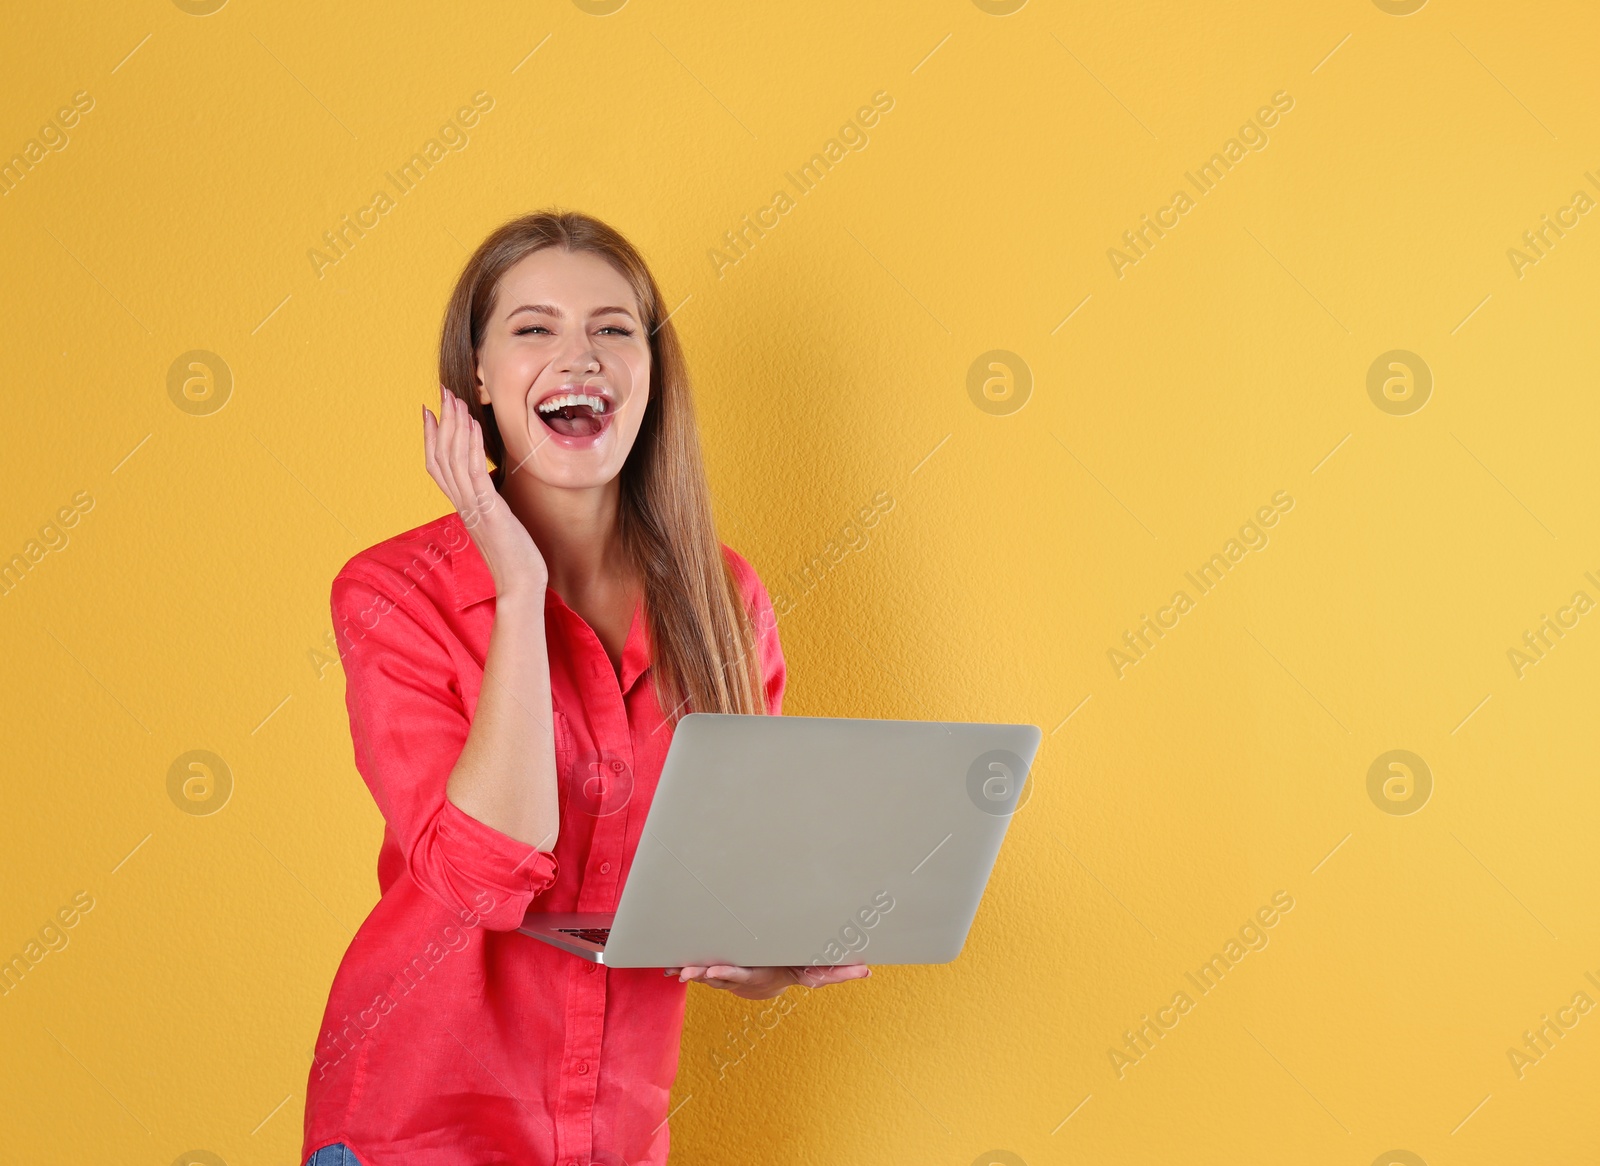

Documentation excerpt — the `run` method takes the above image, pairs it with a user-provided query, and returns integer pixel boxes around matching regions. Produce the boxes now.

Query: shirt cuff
[425,796,561,930]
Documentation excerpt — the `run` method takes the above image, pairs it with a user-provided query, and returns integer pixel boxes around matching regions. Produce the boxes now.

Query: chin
[515,456,623,492]
[548,470,621,491]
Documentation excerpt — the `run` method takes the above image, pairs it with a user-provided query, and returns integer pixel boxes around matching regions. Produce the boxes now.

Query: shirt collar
[617,597,652,694]
[545,589,652,694]
[447,513,652,692]
[446,513,498,611]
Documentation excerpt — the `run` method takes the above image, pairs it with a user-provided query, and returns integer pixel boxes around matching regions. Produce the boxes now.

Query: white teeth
[537,392,608,415]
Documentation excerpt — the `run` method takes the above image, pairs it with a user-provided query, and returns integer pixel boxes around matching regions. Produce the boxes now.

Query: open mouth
[535,389,613,439]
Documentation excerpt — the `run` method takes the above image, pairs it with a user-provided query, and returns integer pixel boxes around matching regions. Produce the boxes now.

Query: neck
[499,465,631,601]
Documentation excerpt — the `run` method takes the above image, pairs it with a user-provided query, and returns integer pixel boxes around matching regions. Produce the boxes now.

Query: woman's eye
[513,325,633,336]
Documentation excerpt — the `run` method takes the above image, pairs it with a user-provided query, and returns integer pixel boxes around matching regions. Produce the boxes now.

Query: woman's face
[473,246,652,491]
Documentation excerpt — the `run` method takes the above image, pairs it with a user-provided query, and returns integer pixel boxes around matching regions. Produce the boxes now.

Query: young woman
[301,210,869,1166]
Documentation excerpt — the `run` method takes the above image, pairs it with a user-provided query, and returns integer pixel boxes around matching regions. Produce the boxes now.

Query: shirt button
[599,862,611,874]
[576,1060,589,1075]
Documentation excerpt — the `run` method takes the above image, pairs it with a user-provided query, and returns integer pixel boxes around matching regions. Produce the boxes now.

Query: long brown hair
[438,208,766,721]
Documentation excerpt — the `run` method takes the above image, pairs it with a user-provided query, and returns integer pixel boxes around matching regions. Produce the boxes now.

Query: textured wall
[3,1,1597,1164]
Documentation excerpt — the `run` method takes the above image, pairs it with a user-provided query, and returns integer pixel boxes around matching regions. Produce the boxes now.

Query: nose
[554,333,602,378]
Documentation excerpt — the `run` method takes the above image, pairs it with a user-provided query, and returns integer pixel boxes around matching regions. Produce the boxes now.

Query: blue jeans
[304,1146,362,1166]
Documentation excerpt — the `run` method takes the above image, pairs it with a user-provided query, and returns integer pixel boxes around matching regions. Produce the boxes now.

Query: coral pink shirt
[303,511,785,1166]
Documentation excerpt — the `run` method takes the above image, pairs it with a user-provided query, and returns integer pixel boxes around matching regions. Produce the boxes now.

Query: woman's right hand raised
[424,385,548,600]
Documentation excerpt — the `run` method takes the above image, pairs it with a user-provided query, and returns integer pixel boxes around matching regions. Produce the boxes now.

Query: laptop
[517,712,1041,969]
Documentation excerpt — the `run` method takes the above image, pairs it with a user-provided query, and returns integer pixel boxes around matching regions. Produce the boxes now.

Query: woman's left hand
[664,963,870,1000]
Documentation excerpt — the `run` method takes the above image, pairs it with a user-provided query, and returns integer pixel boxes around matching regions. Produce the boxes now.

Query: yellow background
[3,0,1597,1163]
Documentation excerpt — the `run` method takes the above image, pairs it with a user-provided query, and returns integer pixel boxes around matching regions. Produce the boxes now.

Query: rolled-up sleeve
[332,567,558,930]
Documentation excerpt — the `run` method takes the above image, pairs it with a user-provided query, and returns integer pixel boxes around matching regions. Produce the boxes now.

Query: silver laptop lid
[601,713,1041,969]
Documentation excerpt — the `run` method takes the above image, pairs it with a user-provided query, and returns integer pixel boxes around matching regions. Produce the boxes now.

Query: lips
[534,383,615,441]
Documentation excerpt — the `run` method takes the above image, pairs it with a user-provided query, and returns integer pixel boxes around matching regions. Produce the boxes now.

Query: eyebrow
[506,303,638,321]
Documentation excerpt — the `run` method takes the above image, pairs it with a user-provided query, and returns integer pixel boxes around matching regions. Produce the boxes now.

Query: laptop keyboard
[557,927,611,946]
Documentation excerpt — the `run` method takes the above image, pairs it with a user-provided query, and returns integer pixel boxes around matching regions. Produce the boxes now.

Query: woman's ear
[473,364,491,407]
